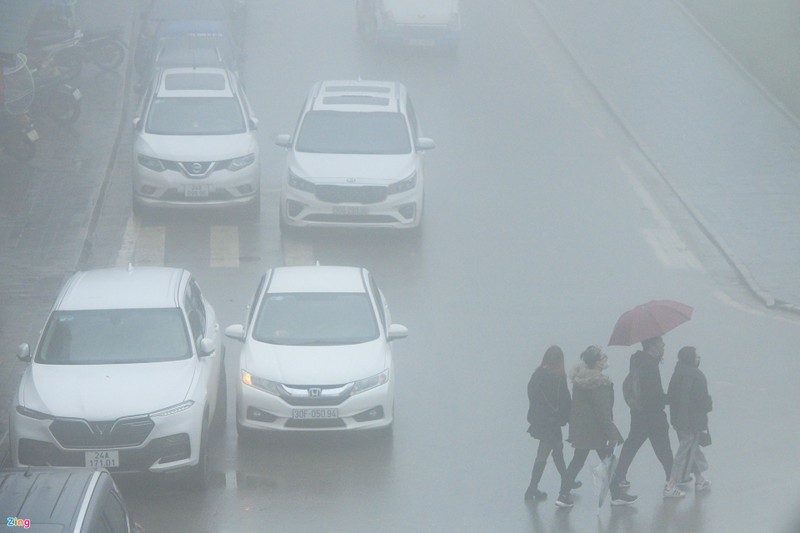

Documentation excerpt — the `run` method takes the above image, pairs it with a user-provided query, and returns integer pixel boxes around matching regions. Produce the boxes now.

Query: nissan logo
[191,162,204,173]
[308,388,322,398]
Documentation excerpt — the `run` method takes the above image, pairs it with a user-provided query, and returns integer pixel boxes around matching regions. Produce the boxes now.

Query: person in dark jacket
[611,336,674,498]
[524,345,573,501]
[664,346,712,496]
[555,346,633,508]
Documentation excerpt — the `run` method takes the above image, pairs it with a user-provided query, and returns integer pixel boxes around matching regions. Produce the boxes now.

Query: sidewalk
[533,0,800,313]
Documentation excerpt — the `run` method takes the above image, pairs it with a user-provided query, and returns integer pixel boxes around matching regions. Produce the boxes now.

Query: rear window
[164,72,226,91]
[36,309,191,364]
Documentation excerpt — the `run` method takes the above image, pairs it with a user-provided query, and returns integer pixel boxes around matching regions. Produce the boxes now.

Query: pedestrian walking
[524,345,573,501]
[664,346,712,497]
[611,336,674,497]
[556,346,634,508]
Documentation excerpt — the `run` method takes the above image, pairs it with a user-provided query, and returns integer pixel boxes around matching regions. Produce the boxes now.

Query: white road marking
[618,157,703,271]
[225,470,238,490]
[115,215,139,267]
[210,226,240,268]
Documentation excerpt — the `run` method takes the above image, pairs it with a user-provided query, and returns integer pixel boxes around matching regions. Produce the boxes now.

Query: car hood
[382,0,458,23]
[20,360,197,419]
[289,153,415,184]
[137,132,257,161]
[242,339,389,385]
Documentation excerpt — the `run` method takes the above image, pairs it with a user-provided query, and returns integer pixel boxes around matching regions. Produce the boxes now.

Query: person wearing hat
[555,346,635,508]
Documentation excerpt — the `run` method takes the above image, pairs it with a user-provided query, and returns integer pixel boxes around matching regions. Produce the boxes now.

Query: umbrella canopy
[608,300,693,346]
[592,444,622,512]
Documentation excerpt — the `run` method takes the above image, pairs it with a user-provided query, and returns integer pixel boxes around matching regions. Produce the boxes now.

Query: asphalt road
[2,1,800,532]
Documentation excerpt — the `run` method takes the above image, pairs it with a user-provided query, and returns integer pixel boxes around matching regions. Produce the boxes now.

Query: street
[1,1,800,532]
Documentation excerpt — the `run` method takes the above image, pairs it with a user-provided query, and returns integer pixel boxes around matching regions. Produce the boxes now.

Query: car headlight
[16,406,52,420]
[229,153,256,171]
[137,154,165,172]
[351,370,389,396]
[242,370,282,396]
[150,400,195,418]
[387,172,417,195]
[287,172,315,193]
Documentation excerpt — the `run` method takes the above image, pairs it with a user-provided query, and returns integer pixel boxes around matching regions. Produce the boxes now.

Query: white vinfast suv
[275,79,435,232]
[225,265,408,435]
[10,266,225,489]
[132,66,261,216]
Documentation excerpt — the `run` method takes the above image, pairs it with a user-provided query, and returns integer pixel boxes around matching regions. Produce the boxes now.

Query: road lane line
[210,226,240,268]
[115,215,139,267]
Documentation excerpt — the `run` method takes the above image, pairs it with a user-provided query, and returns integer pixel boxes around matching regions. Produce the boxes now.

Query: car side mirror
[249,117,259,130]
[275,134,292,148]
[16,343,31,362]
[198,338,215,357]
[416,137,435,151]
[132,117,141,130]
[225,324,246,342]
[387,324,408,341]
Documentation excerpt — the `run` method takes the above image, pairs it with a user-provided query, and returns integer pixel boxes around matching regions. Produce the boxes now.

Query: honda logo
[308,388,322,398]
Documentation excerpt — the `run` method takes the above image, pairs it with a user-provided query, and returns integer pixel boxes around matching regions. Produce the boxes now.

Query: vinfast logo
[7,517,31,529]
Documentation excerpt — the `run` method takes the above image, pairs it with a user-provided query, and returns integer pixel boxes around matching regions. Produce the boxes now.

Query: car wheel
[186,417,210,490]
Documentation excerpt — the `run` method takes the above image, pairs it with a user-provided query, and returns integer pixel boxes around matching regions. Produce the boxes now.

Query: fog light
[237,184,254,194]
[286,199,305,218]
[398,203,416,220]
[353,406,384,422]
[247,406,278,422]
[140,185,157,196]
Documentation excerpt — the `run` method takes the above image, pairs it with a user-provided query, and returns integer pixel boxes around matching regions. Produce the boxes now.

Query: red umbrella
[608,300,693,346]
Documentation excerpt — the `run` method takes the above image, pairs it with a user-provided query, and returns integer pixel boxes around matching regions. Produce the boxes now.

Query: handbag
[698,430,712,447]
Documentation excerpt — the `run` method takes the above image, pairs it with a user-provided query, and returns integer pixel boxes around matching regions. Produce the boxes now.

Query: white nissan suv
[10,266,225,489]
[225,265,408,436]
[275,79,435,232]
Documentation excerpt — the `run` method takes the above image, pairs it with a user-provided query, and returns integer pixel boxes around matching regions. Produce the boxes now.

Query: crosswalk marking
[210,226,240,268]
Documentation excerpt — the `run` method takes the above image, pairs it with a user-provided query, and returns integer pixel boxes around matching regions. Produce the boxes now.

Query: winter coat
[667,360,712,432]
[628,350,668,414]
[567,363,620,450]
[527,367,571,441]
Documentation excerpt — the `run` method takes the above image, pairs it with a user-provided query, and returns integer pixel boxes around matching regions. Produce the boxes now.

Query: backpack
[623,365,643,411]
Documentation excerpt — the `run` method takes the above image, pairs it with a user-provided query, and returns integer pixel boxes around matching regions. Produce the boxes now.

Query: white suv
[275,79,434,232]
[225,265,408,435]
[10,266,225,489]
[132,66,261,216]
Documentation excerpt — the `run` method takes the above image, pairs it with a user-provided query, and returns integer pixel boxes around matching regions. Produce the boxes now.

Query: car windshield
[253,292,379,345]
[146,97,245,135]
[295,110,412,154]
[36,309,192,364]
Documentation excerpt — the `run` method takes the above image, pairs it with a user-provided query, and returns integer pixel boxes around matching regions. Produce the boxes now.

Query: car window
[295,110,412,154]
[146,96,245,135]
[186,279,207,341]
[253,292,379,345]
[247,273,266,329]
[406,97,420,139]
[84,489,129,533]
[36,309,192,364]
[368,274,387,331]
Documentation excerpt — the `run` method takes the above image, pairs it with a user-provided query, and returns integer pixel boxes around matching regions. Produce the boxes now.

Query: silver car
[132,66,260,216]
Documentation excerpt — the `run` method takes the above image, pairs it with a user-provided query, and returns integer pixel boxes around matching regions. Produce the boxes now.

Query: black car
[0,467,143,532]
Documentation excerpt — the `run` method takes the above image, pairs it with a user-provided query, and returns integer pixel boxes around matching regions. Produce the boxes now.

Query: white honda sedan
[225,265,408,436]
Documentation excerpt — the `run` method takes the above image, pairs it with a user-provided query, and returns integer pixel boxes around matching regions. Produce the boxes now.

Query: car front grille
[315,185,387,204]
[49,417,155,448]
[280,384,350,406]
[304,214,397,224]
[284,418,346,429]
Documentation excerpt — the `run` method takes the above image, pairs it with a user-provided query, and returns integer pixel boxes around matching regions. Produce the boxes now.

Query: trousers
[613,410,673,485]
[669,429,708,483]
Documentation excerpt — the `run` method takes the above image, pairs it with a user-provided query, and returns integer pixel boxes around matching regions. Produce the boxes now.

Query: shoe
[555,493,574,508]
[615,478,631,489]
[695,479,712,492]
[571,480,582,490]
[524,487,547,501]
[663,485,686,498]
[610,492,638,505]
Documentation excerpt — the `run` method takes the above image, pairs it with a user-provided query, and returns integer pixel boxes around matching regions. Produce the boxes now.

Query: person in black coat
[665,346,712,495]
[524,345,572,501]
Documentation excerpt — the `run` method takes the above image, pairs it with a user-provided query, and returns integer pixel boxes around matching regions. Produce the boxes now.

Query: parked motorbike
[29,57,81,125]
[52,27,127,80]
[1,53,38,162]
[26,28,84,81]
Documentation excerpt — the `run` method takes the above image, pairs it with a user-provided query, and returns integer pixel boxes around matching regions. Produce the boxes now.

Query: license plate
[85,450,119,468]
[72,87,82,100]
[26,129,40,142]
[292,408,339,419]
[332,205,367,215]
[185,184,209,197]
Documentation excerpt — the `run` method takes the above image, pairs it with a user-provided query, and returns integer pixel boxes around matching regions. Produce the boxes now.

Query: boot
[524,460,548,500]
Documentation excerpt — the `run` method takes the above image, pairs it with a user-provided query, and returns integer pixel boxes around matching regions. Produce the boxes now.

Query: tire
[91,39,126,71]
[43,87,81,124]
[186,418,210,490]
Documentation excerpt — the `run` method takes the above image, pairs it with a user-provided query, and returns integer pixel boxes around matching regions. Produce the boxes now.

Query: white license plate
[26,129,40,142]
[72,87,82,100]
[185,184,209,197]
[332,205,368,215]
[85,450,119,468]
[292,408,339,419]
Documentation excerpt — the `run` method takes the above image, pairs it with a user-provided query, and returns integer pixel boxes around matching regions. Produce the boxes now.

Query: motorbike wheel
[43,88,81,125]
[91,39,126,71]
